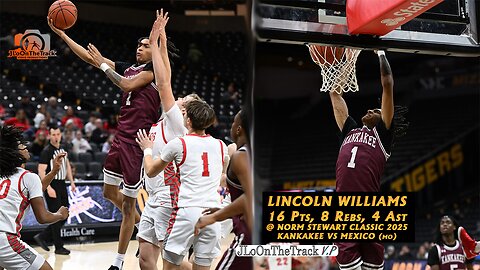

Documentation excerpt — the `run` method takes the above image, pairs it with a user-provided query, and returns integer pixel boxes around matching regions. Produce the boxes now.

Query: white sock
[475,241,480,253]
[113,253,125,268]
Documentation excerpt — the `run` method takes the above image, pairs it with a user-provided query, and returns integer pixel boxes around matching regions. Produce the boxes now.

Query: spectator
[62,129,74,153]
[84,112,98,139]
[221,82,239,103]
[422,242,431,258]
[105,114,118,133]
[35,120,49,138]
[72,130,92,154]
[46,96,64,122]
[102,134,115,153]
[70,163,83,181]
[416,245,428,259]
[398,245,414,261]
[4,109,30,132]
[91,119,107,145]
[34,104,47,128]
[385,245,397,260]
[17,95,36,120]
[0,28,17,47]
[29,130,48,161]
[61,106,83,129]
[187,43,203,65]
[64,118,76,132]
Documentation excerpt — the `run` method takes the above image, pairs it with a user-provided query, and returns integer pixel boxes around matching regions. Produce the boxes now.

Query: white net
[307,45,361,94]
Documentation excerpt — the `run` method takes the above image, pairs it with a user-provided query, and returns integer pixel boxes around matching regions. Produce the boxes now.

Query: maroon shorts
[335,242,384,270]
[103,137,143,196]
[215,229,253,270]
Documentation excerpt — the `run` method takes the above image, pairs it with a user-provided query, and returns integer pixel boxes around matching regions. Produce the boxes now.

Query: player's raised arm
[150,9,176,111]
[87,44,154,93]
[47,17,114,69]
[377,51,394,129]
[329,91,349,131]
[41,152,66,191]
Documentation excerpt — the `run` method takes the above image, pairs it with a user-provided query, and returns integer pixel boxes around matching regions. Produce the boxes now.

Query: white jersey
[267,256,292,270]
[0,168,43,236]
[161,134,228,208]
[145,104,187,207]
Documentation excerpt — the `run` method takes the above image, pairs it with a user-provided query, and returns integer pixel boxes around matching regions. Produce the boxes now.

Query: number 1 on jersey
[201,152,210,177]
[126,92,132,106]
[347,146,358,168]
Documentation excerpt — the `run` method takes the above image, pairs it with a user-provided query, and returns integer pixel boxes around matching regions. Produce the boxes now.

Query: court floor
[34,234,235,270]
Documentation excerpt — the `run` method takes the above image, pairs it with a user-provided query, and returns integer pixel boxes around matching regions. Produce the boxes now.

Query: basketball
[309,45,345,65]
[48,0,77,30]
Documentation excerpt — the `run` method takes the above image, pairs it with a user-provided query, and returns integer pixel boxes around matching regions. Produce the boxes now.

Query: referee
[34,125,76,255]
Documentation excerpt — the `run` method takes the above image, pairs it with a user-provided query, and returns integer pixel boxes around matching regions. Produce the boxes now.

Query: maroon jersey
[226,146,251,239]
[428,241,468,270]
[114,61,160,145]
[226,146,247,202]
[336,116,393,192]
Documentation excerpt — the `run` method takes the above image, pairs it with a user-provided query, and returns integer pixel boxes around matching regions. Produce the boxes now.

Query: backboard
[254,0,480,56]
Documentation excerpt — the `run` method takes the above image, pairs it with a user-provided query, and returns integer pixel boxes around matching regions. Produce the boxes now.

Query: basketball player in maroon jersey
[326,50,408,270]
[195,109,253,270]
[47,16,178,270]
[428,216,474,270]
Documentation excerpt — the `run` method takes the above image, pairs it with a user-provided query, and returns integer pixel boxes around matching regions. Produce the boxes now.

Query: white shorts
[137,200,172,246]
[0,232,45,270]
[220,194,233,238]
[164,207,221,259]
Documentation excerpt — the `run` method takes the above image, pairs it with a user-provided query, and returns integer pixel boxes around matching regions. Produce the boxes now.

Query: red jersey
[114,61,160,145]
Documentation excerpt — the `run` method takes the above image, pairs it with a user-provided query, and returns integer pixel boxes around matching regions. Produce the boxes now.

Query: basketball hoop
[307,45,361,94]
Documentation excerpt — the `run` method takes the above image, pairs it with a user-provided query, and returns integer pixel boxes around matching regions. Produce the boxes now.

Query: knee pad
[163,250,184,266]
[194,256,213,267]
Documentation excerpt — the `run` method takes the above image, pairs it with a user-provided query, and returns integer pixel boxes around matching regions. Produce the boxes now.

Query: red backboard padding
[346,0,444,36]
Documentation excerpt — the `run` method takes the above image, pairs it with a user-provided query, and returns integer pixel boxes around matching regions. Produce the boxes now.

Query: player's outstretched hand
[136,129,153,151]
[47,17,64,37]
[194,214,217,236]
[52,152,67,173]
[57,206,69,220]
[158,9,169,43]
[149,9,170,46]
[149,11,162,46]
[87,43,105,68]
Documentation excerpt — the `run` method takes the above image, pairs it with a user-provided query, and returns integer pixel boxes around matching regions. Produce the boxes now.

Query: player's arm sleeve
[339,116,357,142]
[114,62,131,76]
[375,119,394,154]
[160,138,183,164]
[427,246,440,266]
[165,104,186,138]
[23,173,44,200]
[143,62,153,72]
